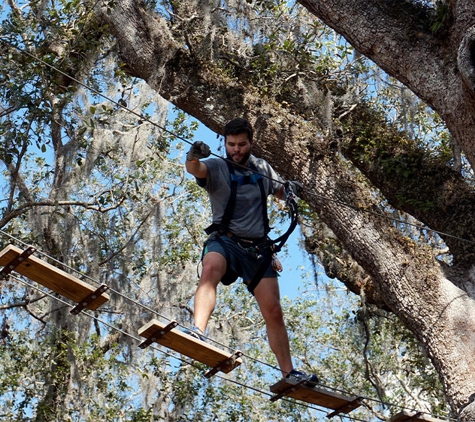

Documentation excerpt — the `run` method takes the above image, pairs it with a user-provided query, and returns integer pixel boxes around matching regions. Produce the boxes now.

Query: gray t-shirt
[198,155,283,238]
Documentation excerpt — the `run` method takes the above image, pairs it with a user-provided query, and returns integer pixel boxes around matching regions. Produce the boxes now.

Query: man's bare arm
[185,141,211,178]
[185,159,208,178]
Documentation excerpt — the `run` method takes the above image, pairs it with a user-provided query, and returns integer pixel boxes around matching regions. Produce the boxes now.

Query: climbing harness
[205,160,270,236]
[203,159,300,294]
[244,181,299,294]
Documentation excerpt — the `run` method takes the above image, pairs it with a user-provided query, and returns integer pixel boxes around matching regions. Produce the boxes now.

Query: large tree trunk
[298,0,475,172]
[94,0,475,417]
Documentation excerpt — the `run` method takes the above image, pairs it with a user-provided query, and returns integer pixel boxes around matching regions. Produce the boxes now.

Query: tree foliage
[0,0,470,421]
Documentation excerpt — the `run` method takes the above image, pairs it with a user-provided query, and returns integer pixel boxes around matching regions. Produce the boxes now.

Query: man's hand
[187,141,211,161]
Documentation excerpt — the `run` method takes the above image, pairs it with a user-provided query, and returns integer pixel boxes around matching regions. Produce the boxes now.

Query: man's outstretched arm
[185,141,210,178]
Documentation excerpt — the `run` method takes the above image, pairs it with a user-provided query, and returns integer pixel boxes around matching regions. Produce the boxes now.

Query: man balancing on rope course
[184,117,318,385]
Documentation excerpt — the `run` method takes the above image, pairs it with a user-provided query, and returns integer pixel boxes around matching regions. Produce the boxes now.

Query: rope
[0,227,285,376]
[0,34,460,422]
[3,275,357,420]
[4,272,454,422]
[1,37,473,250]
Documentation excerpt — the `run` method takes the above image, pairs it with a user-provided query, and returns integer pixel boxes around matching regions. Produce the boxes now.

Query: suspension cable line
[5,271,454,422]
[0,35,462,422]
[2,37,474,250]
[0,227,286,378]
[4,274,358,421]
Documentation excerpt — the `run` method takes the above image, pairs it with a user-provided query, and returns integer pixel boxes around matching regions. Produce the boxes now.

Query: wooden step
[138,319,242,377]
[270,377,362,418]
[0,244,109,312]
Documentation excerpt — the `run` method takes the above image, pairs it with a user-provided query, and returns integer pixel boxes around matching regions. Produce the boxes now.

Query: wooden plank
[0,245,109,310]
[270,377,362,414]
[389,410,447,422]
[138,319,242,375]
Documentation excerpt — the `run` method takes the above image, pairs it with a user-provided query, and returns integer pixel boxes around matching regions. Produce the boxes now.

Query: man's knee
[254,278,285,320]
[201,251,227,282]
[262,301,285,323]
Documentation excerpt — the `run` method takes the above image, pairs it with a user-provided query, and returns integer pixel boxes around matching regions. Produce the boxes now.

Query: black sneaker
[181,326,206,342]
[286,369,319,387]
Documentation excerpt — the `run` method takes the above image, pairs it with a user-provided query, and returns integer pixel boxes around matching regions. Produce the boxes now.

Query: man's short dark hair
[224,118,253,142]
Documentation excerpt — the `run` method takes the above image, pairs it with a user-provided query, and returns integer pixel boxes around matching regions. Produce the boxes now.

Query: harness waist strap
[205,224,268,245]
[225,231,267,245]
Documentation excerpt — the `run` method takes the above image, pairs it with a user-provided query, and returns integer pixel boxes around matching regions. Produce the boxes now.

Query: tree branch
[297,0,475,170]
[0,198,128,229]
[0,294,47,310]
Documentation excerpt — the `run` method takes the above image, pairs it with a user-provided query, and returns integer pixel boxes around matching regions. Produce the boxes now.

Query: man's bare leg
[193,251,226,333]
[253,277,293,376]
